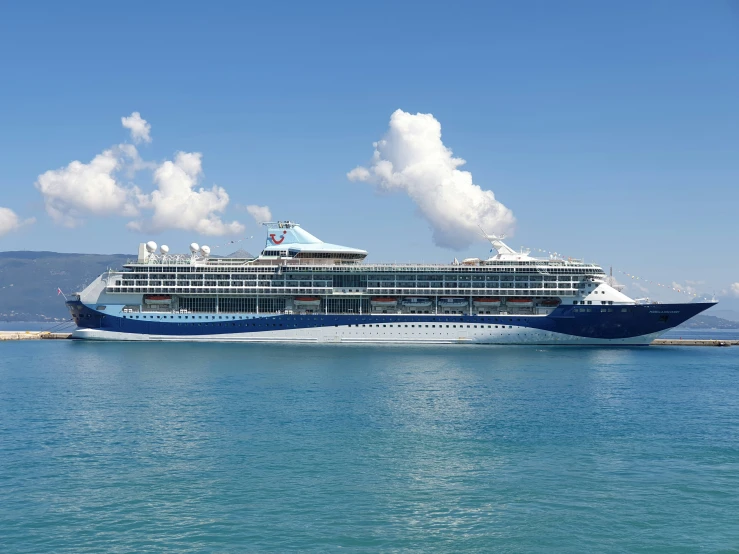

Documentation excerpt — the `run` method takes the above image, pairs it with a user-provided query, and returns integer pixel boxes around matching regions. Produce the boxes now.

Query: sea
[1,338,739,552]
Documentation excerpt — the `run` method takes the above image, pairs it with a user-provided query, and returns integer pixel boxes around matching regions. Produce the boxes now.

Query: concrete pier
[651,339,736,347]
[0,331,72,340]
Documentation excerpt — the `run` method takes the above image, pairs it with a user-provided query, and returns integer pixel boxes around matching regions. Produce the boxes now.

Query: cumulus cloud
[672,281,697,296]
[129,152,245,236]
[730,283,739,297]
[35,112,246,236]
[121,112,152,144]
[245,205,272,224]
[348,109,515,249]
[35,145,140,227]
[0,207,34,237]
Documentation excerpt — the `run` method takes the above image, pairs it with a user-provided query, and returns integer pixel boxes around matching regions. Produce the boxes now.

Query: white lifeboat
[438,297,468,307]
[144,294,172,305]
[401,297,432,308]
[371,297,398,307]
[506,297,533,308]
[293,296,321,307]
[473,297,501,307]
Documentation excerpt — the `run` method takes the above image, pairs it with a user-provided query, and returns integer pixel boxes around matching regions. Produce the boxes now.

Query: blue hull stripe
[67,301,714,340]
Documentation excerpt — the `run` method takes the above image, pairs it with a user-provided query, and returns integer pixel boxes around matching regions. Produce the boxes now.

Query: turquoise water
[1,342,738,552]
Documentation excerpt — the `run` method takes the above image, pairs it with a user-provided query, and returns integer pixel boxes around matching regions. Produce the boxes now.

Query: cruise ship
[66,221,714,344]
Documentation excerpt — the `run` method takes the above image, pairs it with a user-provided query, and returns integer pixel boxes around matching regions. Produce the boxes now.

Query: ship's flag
[57,287,63,295]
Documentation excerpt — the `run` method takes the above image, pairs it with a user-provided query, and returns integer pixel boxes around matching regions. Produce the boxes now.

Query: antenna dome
[200,245,211,256]
[160,245,169,254]
[190,243,200,253]
[146,241,157,253]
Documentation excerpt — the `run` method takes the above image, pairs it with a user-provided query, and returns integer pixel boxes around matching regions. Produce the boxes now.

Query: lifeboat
[506,297,533,308]
[473,297,501,307]
[144,294,172,305]
[438,297,468,307]
[371,297,398,307]
[293,296,321,307]
[401,297,432,307]
[540,298,561,307]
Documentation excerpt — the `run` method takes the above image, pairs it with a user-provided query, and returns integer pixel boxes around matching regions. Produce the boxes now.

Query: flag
[57,287,63,296]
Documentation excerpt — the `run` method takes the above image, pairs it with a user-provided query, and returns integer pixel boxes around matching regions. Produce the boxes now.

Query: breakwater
[651,339,736,347]
[0,331,72,340]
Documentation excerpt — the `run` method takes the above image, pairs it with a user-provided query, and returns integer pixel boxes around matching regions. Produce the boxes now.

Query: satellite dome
[190,243,200,253]
[146,241,157,253]
[200,245,211,256]
[160,245,169,254]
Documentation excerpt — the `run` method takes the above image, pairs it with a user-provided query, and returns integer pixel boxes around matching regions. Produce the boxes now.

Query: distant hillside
[675,314,739,330]
[0,251,131,321]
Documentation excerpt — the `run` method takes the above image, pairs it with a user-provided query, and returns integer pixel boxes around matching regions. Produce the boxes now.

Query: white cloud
[348,109,515,250]
[0,207,34,237]
[672,281,697,296]
[121,112,152,144]
[35,145,140,227]
[36,111,246,236]
[245,205,272,224]
[730,283,739,297]
[631,282,650,294]
[129,152,245,236]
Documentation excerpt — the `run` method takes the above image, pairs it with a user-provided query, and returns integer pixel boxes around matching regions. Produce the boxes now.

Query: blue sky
[0,1,737,304]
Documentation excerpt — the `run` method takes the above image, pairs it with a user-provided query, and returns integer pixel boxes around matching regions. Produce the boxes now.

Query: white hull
[72,326,665,345]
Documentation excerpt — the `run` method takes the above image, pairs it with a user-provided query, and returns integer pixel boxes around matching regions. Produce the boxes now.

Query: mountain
[0,251,130,321]
[706,309,739,322]
[675,314,739,330]
[226,248,254,258]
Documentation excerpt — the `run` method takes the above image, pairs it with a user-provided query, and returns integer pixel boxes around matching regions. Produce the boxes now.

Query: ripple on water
[1,342,738,552]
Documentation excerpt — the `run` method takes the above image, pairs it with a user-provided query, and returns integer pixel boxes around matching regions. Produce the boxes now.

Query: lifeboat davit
[506,297,533,308]
[371,297,398,307]
[401,297,432,307]
[293,296,321,307]
[473,297,501,307]
[144,294,172,304]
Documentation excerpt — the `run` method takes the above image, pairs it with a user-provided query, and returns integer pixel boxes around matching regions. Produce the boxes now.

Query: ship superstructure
[66,221,714,344]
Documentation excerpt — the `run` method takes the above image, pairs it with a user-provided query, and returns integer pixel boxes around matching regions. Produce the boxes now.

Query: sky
[0,1,737,305]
